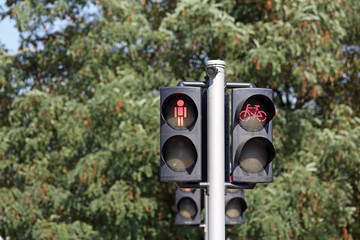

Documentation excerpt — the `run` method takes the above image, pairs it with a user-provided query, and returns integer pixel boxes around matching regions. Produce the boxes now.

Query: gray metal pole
[206,60,226,240]
[204,190,209,240]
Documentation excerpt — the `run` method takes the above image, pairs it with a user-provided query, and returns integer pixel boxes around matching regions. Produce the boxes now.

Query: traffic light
[175,187,201,225]
[160,87,203,182]
[231,88,276,183]
[225,189,247,225]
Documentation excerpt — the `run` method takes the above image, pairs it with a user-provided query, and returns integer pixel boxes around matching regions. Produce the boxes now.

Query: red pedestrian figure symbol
[174,99,187,127]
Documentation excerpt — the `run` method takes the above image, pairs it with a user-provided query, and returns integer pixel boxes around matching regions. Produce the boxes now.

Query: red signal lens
[162,94,198,130]
[238,97,270,131]
[180,188,195,193]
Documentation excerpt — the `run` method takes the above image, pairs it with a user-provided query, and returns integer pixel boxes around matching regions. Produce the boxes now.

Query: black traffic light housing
[225,189,247,225]
[231,88,276,183]
[175,187,201,225]
[160,87,203,182]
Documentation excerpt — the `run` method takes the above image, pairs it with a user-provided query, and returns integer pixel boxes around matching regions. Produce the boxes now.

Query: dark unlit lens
[178,198,197,218]
[237,139,268,173]
[162,136,197,171]
[227,189,241,193]
[225,198,243,218]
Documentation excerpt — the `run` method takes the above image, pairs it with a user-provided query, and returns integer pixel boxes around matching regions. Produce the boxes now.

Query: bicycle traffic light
[225,189,247,225]
[175,187,201,225]
[231,88,276,183]
[160,87,203,182]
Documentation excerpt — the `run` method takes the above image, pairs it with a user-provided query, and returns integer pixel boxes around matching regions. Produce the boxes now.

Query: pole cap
[206,60,225,69]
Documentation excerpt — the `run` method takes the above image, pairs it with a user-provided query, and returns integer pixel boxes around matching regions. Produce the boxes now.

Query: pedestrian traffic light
[160,87,203,182]
[175,187,201,225]
[231,88,276,183]
[225,189,247,225]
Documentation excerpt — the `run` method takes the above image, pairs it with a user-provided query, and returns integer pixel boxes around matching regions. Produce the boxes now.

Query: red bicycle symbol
[239,104,267,122]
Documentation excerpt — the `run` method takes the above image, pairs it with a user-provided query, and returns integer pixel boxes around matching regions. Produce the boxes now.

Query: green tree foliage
[0,0,359,239]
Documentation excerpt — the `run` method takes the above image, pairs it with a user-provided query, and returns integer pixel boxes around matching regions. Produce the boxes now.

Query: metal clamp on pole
[226,82,256,88]
[177,81,207,88]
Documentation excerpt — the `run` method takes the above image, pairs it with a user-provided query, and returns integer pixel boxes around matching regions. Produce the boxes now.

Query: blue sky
[0,17,19,53]
[0,1,99,54]
[0,0,20,53]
